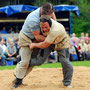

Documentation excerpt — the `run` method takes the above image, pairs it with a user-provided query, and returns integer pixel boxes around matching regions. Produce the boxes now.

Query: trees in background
[70,0,90,36]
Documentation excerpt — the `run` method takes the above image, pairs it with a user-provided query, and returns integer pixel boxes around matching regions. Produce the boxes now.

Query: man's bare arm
[32,30,45,42]
[29,41,51,50]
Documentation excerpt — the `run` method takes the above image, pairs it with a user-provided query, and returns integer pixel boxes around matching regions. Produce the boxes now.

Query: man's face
[40,22,50,32]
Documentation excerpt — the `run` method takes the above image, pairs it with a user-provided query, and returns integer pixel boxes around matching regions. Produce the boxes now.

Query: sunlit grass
[0,61,90,70]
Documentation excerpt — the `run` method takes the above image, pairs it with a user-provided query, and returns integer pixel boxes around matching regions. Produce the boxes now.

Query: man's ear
[48,19,52,27]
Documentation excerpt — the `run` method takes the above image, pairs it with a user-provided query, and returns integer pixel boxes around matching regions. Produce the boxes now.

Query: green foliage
[71,15,89,36]
[71,1,90,36]
[33,0,48,6]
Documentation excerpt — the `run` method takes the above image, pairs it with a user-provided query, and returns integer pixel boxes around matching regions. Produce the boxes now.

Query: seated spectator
[86,40,90,60]
[80,40,87,61]
[0,27,7,34]
[74,40,82,61]
[9,27,15,33]
[69,43,78,61]
[0,38,7,54]
[5,40,17,58]
[0,38,6,66]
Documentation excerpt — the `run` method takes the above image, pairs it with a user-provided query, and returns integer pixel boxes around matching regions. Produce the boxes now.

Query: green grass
[0,61,90,70]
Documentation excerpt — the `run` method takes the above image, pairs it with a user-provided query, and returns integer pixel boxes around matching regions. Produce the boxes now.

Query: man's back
[22,8,40,39]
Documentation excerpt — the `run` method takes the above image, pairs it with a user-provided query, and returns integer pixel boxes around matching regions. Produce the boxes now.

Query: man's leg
[13,46,32,88]
[26,46,53,75]
[57,48,73,86]
[29,46,52,66]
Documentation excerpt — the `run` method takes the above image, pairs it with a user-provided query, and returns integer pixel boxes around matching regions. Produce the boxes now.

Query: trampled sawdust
[0,67,90,90]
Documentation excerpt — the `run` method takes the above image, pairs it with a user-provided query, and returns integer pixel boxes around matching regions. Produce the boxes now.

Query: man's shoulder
[27,8,40,20]
[51,19,65,30]
[24,8,40,26]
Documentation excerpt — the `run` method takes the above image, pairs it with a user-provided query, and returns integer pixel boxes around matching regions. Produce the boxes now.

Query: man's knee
[61,58,73,68]
[19,61,29,68]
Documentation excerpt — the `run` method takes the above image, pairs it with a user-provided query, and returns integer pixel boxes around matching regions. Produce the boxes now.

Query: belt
[56,37,67,44]
[22,32,35,42]
[31,38,36,42]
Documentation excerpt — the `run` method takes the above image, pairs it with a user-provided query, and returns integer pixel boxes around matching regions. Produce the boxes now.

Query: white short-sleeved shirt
[22,8,40,39]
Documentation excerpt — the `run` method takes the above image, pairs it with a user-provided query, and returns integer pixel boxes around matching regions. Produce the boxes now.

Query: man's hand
[29,43,35,50]
[7,53,12,57]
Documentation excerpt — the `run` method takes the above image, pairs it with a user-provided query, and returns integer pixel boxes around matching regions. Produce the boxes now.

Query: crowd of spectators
[0,34,19,66]
[69,32,90,61]
[0,27,20,34]
[48,32,90,62]
[0,31,90,66]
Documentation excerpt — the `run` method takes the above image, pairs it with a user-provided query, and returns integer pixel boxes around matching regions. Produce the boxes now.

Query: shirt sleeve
[45,31,60,44]
[29,21,40,31]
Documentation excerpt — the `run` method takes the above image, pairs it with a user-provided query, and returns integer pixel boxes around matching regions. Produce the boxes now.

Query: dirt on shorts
[0,66,90,90]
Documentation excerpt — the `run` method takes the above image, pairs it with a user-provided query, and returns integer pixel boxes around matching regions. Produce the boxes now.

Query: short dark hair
[40,15,52,27]
[41,2,54,15]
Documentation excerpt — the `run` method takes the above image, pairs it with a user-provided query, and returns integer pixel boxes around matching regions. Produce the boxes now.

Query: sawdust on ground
[0,66,90,90]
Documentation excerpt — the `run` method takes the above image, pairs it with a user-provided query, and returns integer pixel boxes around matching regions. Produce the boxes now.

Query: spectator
[0,38,6,66]
[86,40,90,60]
[79,32,85,40]
[85,39,89,45]
[9,27,15,33]
[6,40,17,58]
[0,27,7,34]
[69,43,78,61]
[84,33,89,41]
[71,33,79,46]
[74,40,82,61]
[80,40,87,61]
[87,41,90,52]
[0,38,7,54]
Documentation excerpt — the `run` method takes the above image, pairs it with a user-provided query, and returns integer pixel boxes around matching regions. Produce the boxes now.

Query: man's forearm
[32,30,46,42]
[33,42,49,48]
[11,51,16,56]
[35,35,45,42]
[30,41,51,50]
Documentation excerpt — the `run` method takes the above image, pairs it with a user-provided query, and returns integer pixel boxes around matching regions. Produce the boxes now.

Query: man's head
[10,40,14,47]
[40,15,52,33]
[41,2,54,16]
